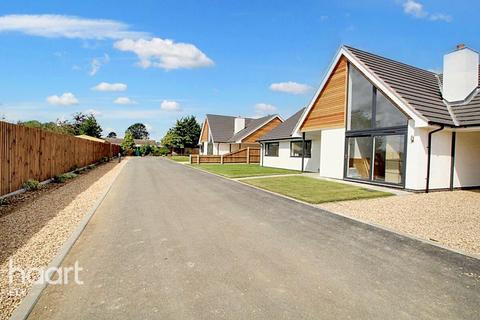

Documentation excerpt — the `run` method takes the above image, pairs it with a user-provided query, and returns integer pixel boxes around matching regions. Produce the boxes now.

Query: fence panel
[190,147,260,165]
[0,121,120,196]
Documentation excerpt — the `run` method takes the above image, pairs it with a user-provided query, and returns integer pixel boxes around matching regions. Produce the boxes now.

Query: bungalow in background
[198,114,283,155]
[258,108,319,172]
[259,44,480,192]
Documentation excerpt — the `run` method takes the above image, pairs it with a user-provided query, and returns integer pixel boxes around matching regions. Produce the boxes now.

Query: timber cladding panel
[243,118,282,143]
[200,120,209,142]
[300,57,348,131]
[0,121,120,196]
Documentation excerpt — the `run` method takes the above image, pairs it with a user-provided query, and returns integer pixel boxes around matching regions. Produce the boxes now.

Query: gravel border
[0,159,128,320]
[320,190,480,257]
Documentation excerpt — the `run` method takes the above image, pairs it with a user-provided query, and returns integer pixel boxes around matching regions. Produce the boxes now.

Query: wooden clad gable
[243,117,282,143]
[300,57,348,131]
[200,119,209,142]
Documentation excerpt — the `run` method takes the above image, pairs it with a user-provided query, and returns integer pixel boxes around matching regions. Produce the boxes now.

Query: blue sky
[0,0,477,140]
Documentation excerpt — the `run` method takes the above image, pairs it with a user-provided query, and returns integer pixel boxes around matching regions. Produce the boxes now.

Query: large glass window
[265,142,279,157]
[345,64,408,186]
[290,140,311,158]
[346,137,372,180]
[375,92,408,128]
[373,135,405,184]
[348,67,373,130]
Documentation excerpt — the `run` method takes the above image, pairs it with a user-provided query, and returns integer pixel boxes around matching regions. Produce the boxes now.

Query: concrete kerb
[9,159,128,320]
[180,160,480,261]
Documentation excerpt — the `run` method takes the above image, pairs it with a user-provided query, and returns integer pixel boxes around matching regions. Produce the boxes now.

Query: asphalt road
[29,158,480,319]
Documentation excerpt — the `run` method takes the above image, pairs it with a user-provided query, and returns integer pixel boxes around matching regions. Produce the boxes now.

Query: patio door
[345,132,406,186]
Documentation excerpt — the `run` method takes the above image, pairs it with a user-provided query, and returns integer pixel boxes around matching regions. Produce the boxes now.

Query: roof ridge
[344,45,437,76]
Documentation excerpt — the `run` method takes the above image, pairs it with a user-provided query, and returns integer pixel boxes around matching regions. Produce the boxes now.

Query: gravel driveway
[27,158,480,320]
[0,159,127,320]
[321,190,480,256]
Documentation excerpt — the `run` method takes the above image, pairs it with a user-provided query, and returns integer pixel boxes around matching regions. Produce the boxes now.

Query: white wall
[454,131,480,188]
[212,143,231,155]
[319,128,345,179]
[261,138,320,172]
[405,120,454,191]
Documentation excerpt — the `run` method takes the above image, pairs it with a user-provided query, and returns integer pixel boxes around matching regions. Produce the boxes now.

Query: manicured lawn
[243,176,392,204]
[190,164,299,178]
[169,155,190,162]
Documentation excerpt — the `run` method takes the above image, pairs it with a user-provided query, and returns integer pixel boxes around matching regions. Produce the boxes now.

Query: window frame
[290,140,312,158]
[264,142,279,157]
[343,63,409,188]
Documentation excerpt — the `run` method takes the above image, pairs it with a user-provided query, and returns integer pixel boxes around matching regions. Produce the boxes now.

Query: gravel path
[0,159,127,320]
[320,190,480,256]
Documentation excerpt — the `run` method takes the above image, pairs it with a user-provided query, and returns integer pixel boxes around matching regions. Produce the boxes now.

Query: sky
[0,0,478,140]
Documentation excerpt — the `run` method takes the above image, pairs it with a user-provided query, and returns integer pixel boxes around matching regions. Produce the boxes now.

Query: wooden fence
[190,147,260,164]
[0,121,121,196]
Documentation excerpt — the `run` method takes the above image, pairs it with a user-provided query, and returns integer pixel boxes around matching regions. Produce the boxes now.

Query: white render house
[259,45,480,191]
[198,114,283,155]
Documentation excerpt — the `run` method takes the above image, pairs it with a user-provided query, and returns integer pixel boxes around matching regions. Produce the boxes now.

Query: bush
[152,146,169,156]
[89,164,97,170]
[100,156,110,163]
[53,172,77,183]
[0,197,8,205]
[23,179,42,191]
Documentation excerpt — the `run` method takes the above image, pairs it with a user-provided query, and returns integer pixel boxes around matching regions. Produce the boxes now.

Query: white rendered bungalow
[259,44,480,191]
[198,114,282,155]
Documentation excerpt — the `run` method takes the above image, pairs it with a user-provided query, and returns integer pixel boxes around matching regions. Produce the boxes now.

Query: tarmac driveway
[28,157,480,319]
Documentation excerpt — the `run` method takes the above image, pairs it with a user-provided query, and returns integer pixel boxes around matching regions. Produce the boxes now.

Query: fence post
[221,155,224,164]
[197,155,200,164]
[189,155,192,164]
[246,147,250,164]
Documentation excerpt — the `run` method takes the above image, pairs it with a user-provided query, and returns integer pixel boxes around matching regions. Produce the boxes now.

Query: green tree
[107,131,117,138]
[126,123,149,139]
[121,132,135,155]
[161,116,201,150]
[78,114,102,138]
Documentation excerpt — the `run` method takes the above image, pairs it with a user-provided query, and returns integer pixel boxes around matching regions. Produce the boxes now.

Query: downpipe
[426,125,444,193]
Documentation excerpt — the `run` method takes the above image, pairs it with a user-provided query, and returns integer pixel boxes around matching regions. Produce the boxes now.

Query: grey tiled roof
[258,108,305,141]
[227,115,278,142]
[206,114,250,142]
[206,114,280,143]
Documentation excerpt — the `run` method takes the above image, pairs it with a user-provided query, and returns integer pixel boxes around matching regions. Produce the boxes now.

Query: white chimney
[234,117,246,134]
[442,44,479,103]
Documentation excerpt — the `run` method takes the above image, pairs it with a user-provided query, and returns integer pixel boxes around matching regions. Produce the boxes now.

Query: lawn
[243,176,392,204]
[190,164,299,178]
[169,155,190,162]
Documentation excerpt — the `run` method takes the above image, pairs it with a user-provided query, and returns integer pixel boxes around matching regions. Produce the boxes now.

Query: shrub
[101,156,110,163]
[23,179,41,191]
[53,172,77,183]
[152,146,169,156]
[0,197,8,205]
[89,164,97,170]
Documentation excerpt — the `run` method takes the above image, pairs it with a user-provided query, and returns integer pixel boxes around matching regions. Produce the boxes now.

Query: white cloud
[0,14,147,39]
[89,53,110,76]
[402,0,452,22]
[254,103,277,116]
[92,82,127,92]
[46,92,79,106]
[269,81,311,95]
[114,37,214,70]
[113,96,136,105]
[160,100,181,111]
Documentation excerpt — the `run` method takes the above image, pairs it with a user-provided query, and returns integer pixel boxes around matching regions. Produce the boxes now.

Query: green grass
[190,164,300,178]
[243,176,392,204]
[169,155,190,162]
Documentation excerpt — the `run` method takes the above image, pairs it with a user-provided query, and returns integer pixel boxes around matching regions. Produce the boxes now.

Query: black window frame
[344,63,409,188]
[264,142,279,157]
[290,140,312,158]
